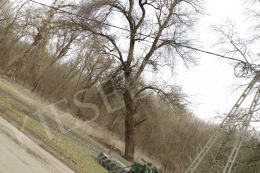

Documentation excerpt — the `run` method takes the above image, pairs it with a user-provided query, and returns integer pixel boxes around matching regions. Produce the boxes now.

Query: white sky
[35,0,257,123]
[175,0,252,122]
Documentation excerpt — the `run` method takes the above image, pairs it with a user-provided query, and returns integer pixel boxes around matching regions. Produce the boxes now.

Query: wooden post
[108,143,115,155]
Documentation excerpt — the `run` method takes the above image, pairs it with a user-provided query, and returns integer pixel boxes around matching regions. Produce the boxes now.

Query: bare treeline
[0,0,260,172]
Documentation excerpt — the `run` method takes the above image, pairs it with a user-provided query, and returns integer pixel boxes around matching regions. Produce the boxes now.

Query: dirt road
[0,115,74,173]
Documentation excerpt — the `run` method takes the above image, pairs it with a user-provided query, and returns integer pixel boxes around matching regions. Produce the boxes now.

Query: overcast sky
[175,0,254,122]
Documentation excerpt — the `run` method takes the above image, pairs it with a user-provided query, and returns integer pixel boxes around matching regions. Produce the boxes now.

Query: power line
[28,0,130,32]
[28,0,244,63]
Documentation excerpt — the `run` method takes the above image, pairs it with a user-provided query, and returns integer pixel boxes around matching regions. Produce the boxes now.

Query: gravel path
[0,115,74,173]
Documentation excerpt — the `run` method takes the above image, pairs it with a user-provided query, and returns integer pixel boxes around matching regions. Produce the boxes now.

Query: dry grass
[0,76,107,173]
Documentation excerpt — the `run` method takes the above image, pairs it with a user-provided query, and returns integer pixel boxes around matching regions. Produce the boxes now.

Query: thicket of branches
[1,0,260,172]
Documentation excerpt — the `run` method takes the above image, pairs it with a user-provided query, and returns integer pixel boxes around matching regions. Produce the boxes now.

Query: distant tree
[0,0,28,69]
[72,0,204,161]
[31,29,80,92]
[68,37,114,112]
[5,0,71,77]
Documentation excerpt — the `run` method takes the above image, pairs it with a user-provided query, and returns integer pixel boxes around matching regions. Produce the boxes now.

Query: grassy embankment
[0,77,107,173]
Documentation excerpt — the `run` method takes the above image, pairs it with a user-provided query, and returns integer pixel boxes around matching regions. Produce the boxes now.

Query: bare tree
[46,59,82,98]
[5,0,70,77]
[72,0,204,161]
[69,38,114,109]
[31,29,80,92]
[0,0,29,69]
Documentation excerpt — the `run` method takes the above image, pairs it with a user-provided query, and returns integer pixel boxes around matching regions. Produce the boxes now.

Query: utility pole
[185,71,260,173]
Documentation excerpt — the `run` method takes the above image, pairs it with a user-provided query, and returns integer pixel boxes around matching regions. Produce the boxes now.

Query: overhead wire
[28,0,245,63]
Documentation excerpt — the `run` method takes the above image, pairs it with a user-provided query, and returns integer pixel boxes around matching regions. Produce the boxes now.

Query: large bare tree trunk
[123,78,135,161]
